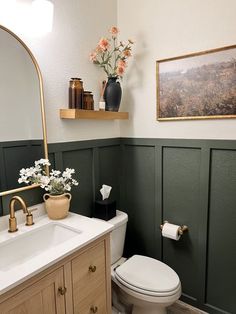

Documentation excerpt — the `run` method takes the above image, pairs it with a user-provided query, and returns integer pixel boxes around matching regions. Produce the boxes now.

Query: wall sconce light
[31,0,54,35]
[0,0,54,37]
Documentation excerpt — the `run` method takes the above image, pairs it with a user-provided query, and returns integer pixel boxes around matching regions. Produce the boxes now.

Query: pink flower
[98,37,110,51]
[89,51,97,62]
[109,26,119,36]
[123,49,132,57]
[95,45,103,53]
[89,26,134,78]
[118,60,127,68]
[116,66,125,76]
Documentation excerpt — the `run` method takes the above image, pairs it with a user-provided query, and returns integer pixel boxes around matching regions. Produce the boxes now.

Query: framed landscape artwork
[156,45,236,121]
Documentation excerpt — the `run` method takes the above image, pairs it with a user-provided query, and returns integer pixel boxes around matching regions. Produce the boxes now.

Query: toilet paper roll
[162,222,181,240]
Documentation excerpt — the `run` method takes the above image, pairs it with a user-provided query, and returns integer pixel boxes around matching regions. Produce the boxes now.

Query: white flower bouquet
[18,159,79,195]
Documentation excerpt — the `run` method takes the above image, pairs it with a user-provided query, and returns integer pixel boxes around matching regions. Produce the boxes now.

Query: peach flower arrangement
[90,26,134,78]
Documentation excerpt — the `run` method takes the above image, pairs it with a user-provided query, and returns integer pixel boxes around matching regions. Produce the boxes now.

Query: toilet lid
[115,255,180,294]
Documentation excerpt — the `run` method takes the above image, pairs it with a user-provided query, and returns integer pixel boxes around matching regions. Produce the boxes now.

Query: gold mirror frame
[0,24,48,197]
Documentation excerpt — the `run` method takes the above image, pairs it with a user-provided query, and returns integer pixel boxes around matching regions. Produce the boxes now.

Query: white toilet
[108,210,181,314]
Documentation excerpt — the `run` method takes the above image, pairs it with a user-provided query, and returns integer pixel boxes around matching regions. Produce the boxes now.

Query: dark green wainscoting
[120,138,236,314]
[0,140,43,192]
[0,140,44,216]
[0,137,235,314]
[48,138,121,217]
[0,138,121,217]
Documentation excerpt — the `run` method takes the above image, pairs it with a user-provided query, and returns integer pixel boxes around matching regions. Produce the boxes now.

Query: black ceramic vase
[104,77,122,112]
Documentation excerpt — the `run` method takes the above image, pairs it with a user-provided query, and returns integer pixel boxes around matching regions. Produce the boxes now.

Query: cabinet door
[72,240,107,314]
[0,267,66,314]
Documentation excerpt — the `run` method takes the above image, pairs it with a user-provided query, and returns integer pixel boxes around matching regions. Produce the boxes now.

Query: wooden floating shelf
[60,109,129,120]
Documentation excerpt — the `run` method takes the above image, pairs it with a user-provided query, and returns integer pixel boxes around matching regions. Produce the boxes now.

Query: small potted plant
[18,159,79,219]
[90,26,134,112]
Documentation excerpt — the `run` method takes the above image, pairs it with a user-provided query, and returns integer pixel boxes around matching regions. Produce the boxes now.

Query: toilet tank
[108,210,128,265]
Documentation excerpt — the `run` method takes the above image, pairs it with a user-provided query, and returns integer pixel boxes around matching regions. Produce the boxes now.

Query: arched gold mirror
[0,25,48,197]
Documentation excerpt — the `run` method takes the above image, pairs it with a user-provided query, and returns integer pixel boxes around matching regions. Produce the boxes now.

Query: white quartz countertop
[0,204,113,295]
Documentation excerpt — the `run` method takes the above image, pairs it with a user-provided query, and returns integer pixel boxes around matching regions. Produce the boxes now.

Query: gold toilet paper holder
[160,221,188,236]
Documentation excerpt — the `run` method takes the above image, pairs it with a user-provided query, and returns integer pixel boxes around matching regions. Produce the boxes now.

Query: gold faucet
[8,196,34,233]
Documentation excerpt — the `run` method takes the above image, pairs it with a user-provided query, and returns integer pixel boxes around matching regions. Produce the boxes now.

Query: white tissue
[162,222,181,241]
[100,184,112,200]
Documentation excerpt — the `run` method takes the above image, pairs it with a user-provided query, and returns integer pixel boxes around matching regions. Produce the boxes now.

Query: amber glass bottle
[83,91,94,110]
[69,78,84,109]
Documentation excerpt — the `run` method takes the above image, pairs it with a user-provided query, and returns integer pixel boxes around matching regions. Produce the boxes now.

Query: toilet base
[118,284,168,314]
[113,278,178,314]
[132,304,166,314]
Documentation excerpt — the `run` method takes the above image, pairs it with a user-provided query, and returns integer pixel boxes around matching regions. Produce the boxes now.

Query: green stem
[101,53,109,76]
[113,37,116,73]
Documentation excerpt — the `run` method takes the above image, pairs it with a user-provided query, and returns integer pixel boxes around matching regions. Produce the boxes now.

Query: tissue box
[93,199,116,221]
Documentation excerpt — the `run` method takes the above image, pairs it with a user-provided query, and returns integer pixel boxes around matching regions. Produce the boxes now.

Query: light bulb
[31,0,54,35]
[0,0,54,37]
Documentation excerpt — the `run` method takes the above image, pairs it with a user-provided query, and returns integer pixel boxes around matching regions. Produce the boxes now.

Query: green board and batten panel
[98,145,121,207]
[122,144,157,258]
[206,149,236,313]
[63,149,93,217]
[0,137,235,314]
[162,147,201,301]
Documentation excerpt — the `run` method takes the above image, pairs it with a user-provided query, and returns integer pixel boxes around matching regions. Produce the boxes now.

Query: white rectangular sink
[0,223,81,271]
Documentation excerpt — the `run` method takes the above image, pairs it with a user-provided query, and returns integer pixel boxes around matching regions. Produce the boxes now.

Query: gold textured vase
[43,193,72,220]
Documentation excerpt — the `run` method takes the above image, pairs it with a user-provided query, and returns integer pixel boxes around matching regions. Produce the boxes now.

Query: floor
[167,300,208,314]
[112,300,208,314]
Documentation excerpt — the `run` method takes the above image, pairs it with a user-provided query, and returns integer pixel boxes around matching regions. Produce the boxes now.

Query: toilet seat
[115,255,180,297]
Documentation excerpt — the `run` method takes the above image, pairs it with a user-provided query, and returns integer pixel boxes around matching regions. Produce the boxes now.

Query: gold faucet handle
[25,207,37,226]
[8,217,18,233]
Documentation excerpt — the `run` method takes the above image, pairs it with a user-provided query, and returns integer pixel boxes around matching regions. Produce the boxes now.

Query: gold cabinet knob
[90,305,98,313]
[58,287,67,295]
[88,265,97,273]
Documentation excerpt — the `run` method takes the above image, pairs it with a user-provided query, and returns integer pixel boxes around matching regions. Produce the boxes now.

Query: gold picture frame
[156,45,236,121]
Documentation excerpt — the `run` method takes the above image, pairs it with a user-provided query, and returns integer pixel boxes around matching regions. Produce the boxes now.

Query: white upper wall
[3,0,236,142]
[118,0,236,139]
[12,0,119,143]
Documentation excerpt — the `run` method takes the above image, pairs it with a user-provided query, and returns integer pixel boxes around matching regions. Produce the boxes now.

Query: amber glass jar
[69,78,84,109]
[83,91,94,110]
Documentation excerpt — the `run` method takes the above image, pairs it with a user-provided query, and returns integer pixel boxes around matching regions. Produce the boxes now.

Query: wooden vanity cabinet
[0,234,111,314]
[0,267,66,314]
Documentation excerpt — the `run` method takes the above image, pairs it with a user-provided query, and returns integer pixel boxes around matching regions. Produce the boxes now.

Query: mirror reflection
[0,27,44,192]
